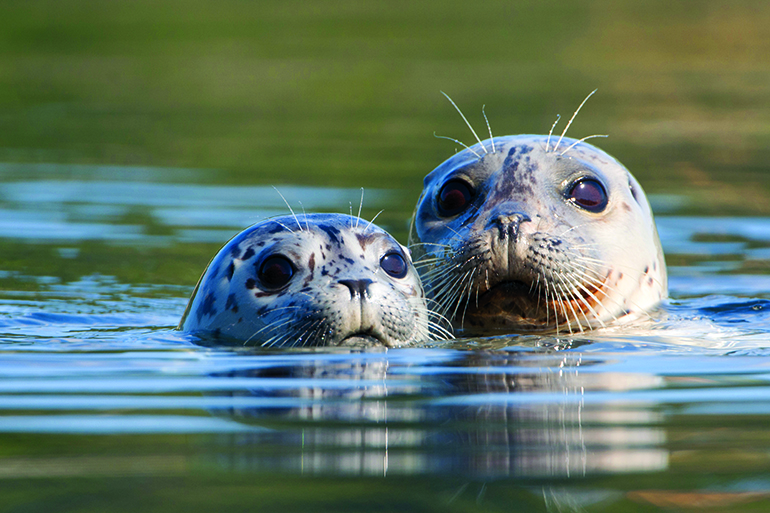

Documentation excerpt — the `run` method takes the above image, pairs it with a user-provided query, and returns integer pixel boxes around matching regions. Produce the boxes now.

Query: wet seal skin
[409,98,667,336]
[180,213,451,347]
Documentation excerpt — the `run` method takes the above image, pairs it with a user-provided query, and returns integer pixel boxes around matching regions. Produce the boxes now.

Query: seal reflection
[204,346,668,479]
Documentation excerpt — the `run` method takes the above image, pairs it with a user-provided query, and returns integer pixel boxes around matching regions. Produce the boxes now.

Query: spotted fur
[409,134,667,336]
[180,213,450,347]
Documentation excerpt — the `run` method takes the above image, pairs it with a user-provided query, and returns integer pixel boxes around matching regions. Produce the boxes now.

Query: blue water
[3,164,770,511]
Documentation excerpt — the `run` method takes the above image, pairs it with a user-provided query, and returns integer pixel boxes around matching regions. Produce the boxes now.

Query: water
[5,0,770,510]
[2,164,770,512]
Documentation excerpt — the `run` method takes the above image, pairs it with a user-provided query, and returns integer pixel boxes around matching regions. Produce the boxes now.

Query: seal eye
[258,255,295,289]
[437,179,473,217]
[380,251,408,279]
[567,178,608,213]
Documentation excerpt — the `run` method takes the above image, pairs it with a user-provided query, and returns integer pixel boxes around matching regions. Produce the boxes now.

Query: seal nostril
[338,279,373,299]
[493,213,530,240]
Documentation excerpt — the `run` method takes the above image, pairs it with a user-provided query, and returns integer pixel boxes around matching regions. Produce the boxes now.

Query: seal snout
[489,211,530,241]
[338,279,373,299]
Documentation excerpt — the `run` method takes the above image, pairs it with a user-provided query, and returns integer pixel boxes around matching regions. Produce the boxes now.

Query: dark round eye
[437,179,473,217]
[258,255,294,289]
[380,251,408,279]
[567,178,608,213]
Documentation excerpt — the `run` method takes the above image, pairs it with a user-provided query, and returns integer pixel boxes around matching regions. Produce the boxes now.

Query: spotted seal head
[409,134,667,336]
[180,213,446,347]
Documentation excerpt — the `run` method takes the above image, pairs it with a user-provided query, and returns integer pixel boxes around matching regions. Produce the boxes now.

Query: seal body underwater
[181,213,447,347]
[409,134,667,336]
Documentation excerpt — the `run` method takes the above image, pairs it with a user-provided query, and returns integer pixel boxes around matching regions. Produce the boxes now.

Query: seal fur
[181,213,448,347]
[409,130,667,336]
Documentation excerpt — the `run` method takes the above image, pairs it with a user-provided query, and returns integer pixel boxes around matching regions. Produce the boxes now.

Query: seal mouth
[458,280,564,334]
[457,277,604,335]
[337,331,386,347]
[476,280,541,314]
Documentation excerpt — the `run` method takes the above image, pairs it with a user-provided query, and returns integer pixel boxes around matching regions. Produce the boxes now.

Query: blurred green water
[2,0,770,203]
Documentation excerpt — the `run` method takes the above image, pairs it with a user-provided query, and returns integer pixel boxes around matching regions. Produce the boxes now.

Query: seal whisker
[545,114,561,152]
[424,304,455,339]
[440,91,488,155]
[270,218,295,234]
[365,210,384,232]
[249,317,302,346]
[413,257,451,269]
[297,201,311,232]
[458,268,478,329]
[356,187,364,228]
[444,269,474,321]
[553,89,597,153]
[409,241,453,250]
[297,319,327,348]
[427,319,455,340]
[566,263,651,321]
[482,104,495,153]
[560,269,613,327]
[434,132,483,159]
[429,273,465,316]
[550,280,573,335]
[559,134,609,156]
[572,252,664,292]
[553,278,584,333]
[554,273,593,331]
[272,186,303,232]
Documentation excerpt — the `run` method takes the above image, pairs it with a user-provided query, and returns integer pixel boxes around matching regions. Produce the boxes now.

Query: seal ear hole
[567,178,608,213]
[257,255,295,290]
[437,179,473,217]
[380,251,408,279]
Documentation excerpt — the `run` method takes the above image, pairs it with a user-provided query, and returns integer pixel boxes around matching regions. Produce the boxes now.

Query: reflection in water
[2,167,770,510]
[208,347,669,479]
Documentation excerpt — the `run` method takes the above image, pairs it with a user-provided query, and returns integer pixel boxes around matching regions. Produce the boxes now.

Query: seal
[409,115,667,336]
[180,213,447,347]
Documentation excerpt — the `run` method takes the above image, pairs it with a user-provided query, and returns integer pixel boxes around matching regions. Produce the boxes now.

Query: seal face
[181,213,440,347]
[409,134,667,336]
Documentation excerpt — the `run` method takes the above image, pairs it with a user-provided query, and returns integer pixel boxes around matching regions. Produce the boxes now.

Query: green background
[2,0,770,210]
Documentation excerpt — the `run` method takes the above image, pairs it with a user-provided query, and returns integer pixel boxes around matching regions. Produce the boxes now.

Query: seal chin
[337,332,388,348]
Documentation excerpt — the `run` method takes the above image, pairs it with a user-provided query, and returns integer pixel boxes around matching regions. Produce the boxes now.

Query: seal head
[181,213,439,347]
[409,134,667,336]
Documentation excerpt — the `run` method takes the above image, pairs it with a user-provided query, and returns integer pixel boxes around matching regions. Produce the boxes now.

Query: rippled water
[2,164,770,511]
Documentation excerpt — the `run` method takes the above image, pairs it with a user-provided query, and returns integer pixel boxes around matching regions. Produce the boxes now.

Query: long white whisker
[441,91,487,155]
[356,187,364,228]
[298,200,310,231]
[434,133,482,159]
[272,186,303,232]
[554,89,597,153]
[560,134,609,156]
[482,104,495,153]
[546,114,561,152]
[270,219,294,233]
[366,210,384,231]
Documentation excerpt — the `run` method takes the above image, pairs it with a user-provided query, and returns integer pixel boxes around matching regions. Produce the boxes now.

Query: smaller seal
[180,213,445,347]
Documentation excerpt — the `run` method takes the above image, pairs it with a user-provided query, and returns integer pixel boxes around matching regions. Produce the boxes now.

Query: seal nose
[491,212,530,241]
[339,279,373,300]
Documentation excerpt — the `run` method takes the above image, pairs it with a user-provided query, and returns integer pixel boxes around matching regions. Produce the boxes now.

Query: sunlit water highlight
[2,165,770,510]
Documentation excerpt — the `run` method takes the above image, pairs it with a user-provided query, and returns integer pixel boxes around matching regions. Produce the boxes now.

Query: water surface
[2,164,770,512]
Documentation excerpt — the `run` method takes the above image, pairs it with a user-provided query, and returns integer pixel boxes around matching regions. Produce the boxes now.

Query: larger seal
[181,213,446,347]
[409,134,667,336]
